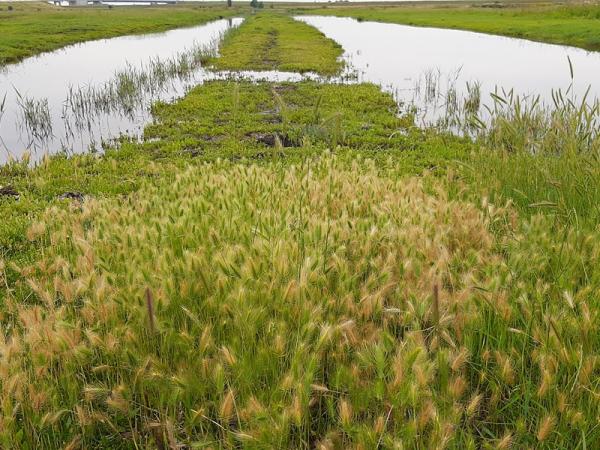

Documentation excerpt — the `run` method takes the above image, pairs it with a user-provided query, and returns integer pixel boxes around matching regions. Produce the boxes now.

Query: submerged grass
[15,91,53,145]
[210,13,343,76]
[62,37,221,132]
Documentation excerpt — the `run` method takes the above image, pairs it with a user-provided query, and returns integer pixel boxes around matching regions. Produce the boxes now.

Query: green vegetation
[2,6,600,449]
[0,81,462,266]
[467,150,600,225]
[4,149,599,449]
[0,2,240,66]
[211,13,343,75]
[301,3,600,51]
[147,82,411,150]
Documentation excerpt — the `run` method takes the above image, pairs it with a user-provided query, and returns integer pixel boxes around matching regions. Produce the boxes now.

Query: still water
[2,15,600,163]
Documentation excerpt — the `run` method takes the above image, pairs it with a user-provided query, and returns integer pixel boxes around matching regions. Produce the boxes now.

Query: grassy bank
[300,4,600,51]
[0,2,241,66]
[211,13,343,75]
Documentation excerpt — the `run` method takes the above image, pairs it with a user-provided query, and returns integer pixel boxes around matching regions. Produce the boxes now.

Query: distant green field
[300,4,600,51]
[0,2,241,65]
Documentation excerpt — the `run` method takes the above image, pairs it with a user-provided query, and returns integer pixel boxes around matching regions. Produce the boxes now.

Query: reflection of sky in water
[3,15,600,163]
[298,16,600,109]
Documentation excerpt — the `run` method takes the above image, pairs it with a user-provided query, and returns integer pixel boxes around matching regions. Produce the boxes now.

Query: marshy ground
[1,4,600,449]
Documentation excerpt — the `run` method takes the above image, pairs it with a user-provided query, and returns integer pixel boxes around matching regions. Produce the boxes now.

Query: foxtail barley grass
[2,153,599,448]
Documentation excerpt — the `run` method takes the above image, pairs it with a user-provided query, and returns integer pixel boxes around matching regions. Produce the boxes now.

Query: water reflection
[298,16,600,125]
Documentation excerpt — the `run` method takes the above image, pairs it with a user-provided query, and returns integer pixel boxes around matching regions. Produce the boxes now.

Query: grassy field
[298,3,600,51]
[211,12,343,75]
[0,2,241,65]
[2,78,600,449]
[1,6,600,450]
[6,148,600,449]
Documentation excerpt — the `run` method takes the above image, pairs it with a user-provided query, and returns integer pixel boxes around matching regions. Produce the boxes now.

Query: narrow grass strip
[212,13,343,75]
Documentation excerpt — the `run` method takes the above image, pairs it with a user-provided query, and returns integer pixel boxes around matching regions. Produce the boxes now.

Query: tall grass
[407,60,600,157]
[2,154,599,448]
[477,87,600,156]
[0,93,7,152]
[402,65,600,229]
[0,93,6,123]
[457,79,600,227]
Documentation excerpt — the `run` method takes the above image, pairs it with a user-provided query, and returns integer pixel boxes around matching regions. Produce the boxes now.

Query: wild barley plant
[2,154,599,448]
